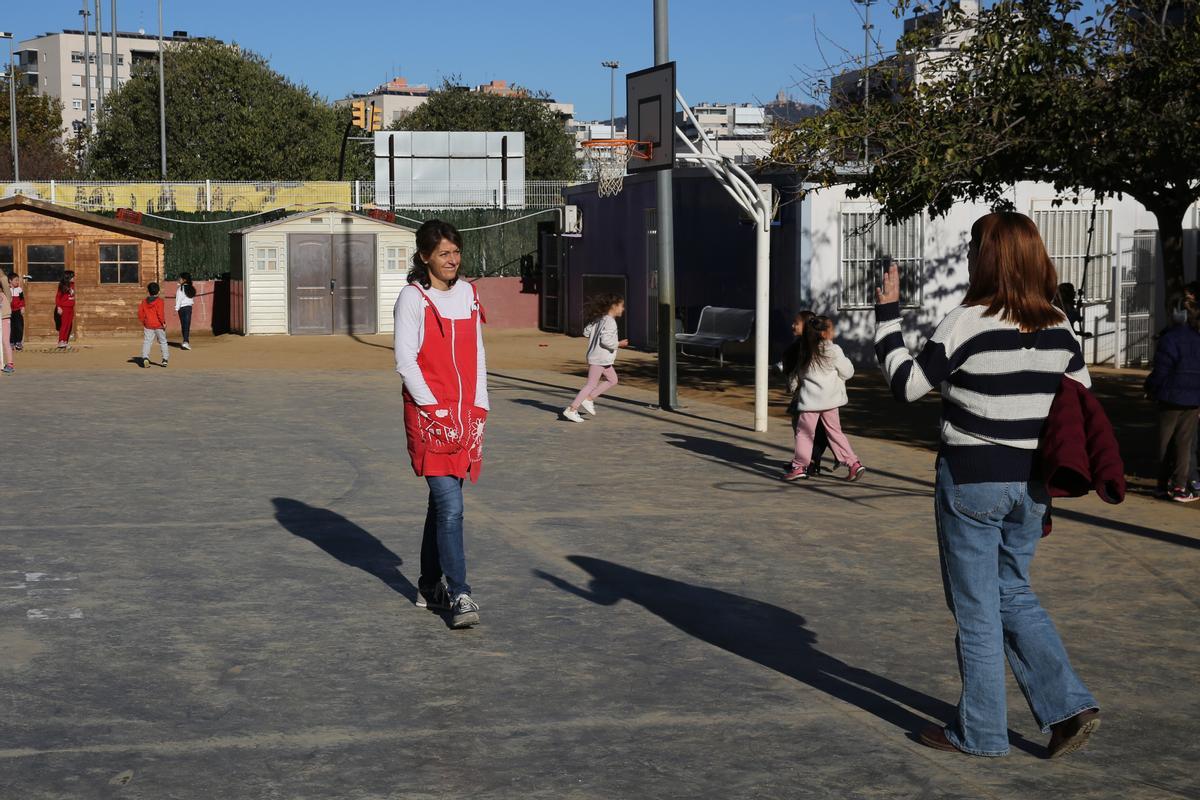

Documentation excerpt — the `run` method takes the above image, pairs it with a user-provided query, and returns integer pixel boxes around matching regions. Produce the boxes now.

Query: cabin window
[0,243,13,275]
[384,246,408,271]
[26,244,67,283]
[99,244,140,284]
[252,246,279,271]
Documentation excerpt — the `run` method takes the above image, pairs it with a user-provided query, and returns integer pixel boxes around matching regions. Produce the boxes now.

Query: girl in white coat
[563,293,628,423]
[785,315,866,481]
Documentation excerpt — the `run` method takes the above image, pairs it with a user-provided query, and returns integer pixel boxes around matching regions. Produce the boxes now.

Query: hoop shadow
[535,556,1039,755]
[272,498,418,604]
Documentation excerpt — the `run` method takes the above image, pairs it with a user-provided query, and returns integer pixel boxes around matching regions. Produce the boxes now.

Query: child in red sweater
[138,282,169,368]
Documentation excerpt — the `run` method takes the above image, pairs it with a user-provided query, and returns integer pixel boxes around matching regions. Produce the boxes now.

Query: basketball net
[582,140,652,198]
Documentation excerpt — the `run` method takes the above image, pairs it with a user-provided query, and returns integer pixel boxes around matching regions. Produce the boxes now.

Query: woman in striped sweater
[875,211,1099,759]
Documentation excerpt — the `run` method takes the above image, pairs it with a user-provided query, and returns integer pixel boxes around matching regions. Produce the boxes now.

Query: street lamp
[601,60,620,138]
[1,32,17,182]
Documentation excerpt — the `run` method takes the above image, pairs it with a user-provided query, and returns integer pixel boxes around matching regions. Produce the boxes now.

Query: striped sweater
[874,301,1090,483]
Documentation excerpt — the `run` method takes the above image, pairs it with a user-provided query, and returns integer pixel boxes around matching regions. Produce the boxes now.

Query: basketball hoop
[582,139,653,197]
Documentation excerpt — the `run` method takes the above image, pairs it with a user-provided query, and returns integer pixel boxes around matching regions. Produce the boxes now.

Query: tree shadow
[535,555,1040,755]
[272,498,418,604]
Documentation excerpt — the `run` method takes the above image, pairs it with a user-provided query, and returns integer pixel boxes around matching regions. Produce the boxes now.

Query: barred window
[1032,208,1112,301]
[839,211,923,309]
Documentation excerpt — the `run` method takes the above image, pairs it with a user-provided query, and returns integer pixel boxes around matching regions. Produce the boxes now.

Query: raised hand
[876,262,901,305]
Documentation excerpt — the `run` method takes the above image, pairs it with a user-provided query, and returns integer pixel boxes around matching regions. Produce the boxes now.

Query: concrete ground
[2,335,1198,799]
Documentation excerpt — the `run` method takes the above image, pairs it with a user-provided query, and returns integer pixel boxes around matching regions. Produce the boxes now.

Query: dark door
[288,234,334,334]
[332,234,377,334]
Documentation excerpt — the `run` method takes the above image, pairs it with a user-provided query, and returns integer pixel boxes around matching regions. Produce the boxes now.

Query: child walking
[562,293,628,423]
[782,310,835,474]
[784,315,866,481]
[8,273,24,351]
[138,282,169,368]
[175,271,196,350]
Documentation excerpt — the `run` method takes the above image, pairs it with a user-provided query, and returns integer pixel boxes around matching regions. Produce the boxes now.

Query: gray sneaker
[416,579,451,610]
[449,594,480,628]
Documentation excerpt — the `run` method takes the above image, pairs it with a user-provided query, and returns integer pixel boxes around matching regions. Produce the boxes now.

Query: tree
[771,0,1200,310]
[392,82,579,180]
[86,40,367,180]
[0,71,75,179]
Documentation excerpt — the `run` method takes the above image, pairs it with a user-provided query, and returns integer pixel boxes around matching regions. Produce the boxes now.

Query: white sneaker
[562,407,585,423]
[181,342,191,350]
[580,399,596,415]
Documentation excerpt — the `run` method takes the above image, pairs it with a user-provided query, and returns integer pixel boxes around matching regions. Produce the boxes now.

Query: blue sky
[6,1,909,119]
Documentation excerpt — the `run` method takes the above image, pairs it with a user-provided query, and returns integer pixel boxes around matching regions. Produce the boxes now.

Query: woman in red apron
[55,272,77,348]
[394,220,488,629]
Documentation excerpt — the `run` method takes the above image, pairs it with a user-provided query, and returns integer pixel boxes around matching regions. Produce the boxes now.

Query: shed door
[288,234,333,334]
[332,234,376,334]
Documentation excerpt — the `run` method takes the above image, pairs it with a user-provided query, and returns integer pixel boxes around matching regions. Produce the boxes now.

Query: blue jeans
[420,476,470,598]
[934,459,1098,756]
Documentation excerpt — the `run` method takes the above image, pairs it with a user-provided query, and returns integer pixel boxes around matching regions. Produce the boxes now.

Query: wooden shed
[0,195,172,339]
[230,209,418,335]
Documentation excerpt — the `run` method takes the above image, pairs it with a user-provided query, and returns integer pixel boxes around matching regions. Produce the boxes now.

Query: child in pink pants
[784,315,866,481]
[562,294,628,423]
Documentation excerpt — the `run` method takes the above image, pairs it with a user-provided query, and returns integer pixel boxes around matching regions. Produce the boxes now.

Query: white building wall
[804,182,1198,366]
[376,230,417,333]
[244,232,288,334]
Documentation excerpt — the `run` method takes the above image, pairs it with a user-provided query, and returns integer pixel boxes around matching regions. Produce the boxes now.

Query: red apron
[402,284,487,482]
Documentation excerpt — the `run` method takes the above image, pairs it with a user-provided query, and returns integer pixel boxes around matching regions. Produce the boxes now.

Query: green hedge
[101,208,556,281]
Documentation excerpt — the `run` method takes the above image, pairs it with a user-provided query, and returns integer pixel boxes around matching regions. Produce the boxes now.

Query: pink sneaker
[783,466,809,481]
[846,462,866,481]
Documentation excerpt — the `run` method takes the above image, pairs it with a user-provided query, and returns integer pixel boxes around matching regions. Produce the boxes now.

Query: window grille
[384,246,408,271]
[252,246,279,271]
[1032,208,1112,301]
[839,211,923,309]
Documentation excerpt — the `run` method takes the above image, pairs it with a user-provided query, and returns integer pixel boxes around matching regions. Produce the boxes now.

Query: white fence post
[50,180,56,204]
[205,180,212,212]
[354,180,360,210]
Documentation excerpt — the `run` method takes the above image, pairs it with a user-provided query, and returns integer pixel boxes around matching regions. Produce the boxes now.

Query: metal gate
[1113,232,1159,368]
[539,226,563,332]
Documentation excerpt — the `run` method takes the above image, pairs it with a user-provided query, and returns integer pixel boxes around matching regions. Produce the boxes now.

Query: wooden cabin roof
[0,195,174,241]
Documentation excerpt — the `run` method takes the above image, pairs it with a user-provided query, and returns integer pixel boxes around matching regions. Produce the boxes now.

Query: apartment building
[16,28,210,137]
[338,76,575,128]
[675,102,772,164]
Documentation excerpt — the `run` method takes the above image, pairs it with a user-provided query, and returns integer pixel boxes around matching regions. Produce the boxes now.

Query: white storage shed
[230,209,418,335]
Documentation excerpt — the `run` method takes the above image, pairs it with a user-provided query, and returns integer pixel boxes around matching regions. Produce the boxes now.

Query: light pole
[94,0,104,116]
[157,0,166,178]
[1,32,17,182]
[80,3,93,129]
[601,60,620,138]
[653,1,677,411]
[110,0,118,94]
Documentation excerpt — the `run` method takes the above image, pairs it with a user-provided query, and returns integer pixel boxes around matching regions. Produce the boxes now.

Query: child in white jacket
[785,315,866,481]
[563,293,628,423]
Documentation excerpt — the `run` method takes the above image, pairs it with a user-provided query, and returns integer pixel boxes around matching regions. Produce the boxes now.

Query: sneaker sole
[847,467,866,482]
[450,611,479,628]
[783,473,808,481]
[1172,495,1199,503]
[1049,717,1100,759]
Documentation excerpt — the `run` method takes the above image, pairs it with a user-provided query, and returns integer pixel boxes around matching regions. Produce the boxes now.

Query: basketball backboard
[626,62,676,173]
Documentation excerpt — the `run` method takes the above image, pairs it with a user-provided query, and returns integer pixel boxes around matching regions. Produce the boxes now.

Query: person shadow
[272,498,419,606]
[535,555,1041,755]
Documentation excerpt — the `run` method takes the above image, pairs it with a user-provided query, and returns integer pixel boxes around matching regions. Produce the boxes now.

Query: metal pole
[654,0,678,411]
[94,0,104,116]
[110,0,118,95]
[81,3,93,129]
[157,0,166,178]
[602,61,619,137]
[753,185,770,432]
[7,35,17,182]
[861,0,873,165]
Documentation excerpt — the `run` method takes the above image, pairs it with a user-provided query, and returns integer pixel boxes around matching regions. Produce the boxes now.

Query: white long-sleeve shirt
[393,281,489,410]
[792,342,855,411]
[175,283,194,311]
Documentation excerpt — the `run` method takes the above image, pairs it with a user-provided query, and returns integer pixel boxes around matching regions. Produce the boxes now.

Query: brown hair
[963,212,1065,331]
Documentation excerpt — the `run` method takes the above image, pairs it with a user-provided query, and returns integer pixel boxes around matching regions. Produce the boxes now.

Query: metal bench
[675,306,755,366]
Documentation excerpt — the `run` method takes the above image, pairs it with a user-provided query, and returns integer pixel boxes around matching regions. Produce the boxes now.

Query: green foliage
[86,41,369,180]
[392,82,579,181]
[0,71,75,179]
[771,0,1200,305]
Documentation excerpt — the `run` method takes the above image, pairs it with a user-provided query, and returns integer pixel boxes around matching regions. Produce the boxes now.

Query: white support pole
[354,179,361,210]
[753,184,771,432]
[205,179,211,212]
[50,179,57,203]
